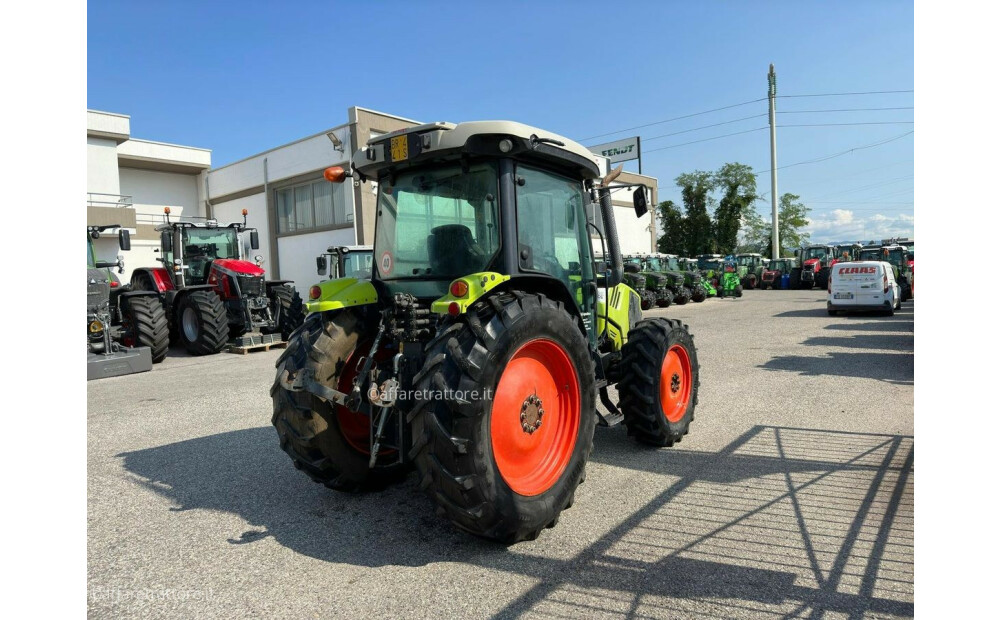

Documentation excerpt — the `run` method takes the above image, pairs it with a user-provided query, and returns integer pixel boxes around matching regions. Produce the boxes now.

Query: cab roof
[351,120,602,180]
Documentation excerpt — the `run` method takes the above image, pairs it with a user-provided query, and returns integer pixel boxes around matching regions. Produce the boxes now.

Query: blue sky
[88,0,913,243]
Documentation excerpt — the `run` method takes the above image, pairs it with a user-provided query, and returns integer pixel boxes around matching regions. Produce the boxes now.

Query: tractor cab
[313,120,650,350]
[317,245,374,280]
[153,211,262,288]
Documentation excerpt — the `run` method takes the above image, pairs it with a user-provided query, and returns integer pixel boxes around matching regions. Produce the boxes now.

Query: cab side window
[514,165,593,309]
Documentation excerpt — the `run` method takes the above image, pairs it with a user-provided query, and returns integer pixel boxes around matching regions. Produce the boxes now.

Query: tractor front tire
[691,285,706,303]
[656,289,674,308]
[409,292,596,543]
[789,270,801,290]
[121,296,169,363]
[176,290,229,355]
[618,318,699,447]
[270,284,306,340]
[674,286,692,305]
[271,311,408,491]
[734,285,744,298]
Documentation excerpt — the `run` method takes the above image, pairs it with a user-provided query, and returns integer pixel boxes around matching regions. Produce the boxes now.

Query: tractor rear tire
[176,290,229,355]
[270,284,306,340]
[121,296,169,363]
[618,318,699,447]
[817,268,830,291]
[271,311,408,491]
[409,291,596,543]
[734,285,743,298]
[691,285,706,303]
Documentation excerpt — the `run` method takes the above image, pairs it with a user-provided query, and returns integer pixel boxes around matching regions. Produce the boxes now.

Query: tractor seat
[427,225,482,275]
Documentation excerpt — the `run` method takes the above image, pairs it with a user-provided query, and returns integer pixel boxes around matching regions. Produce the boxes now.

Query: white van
[827,261,901,316]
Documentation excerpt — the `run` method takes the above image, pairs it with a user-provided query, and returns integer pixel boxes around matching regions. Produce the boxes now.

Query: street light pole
[768,64,780,259]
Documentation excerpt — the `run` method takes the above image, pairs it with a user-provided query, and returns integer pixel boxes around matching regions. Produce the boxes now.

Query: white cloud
[805,209,913,243]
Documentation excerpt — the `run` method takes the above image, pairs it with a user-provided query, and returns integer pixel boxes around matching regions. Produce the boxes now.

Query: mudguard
[306,277,377,313]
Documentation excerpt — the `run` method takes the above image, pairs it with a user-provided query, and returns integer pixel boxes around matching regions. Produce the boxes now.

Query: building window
[275,179,352,234]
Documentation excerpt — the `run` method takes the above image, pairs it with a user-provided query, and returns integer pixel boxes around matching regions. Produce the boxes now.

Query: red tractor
[130,208,305,355]
[795,244,836,290]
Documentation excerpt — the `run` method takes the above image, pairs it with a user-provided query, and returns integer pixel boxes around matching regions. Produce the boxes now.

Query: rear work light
[309,285,321,300]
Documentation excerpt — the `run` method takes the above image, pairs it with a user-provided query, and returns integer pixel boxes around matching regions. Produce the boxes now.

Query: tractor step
[228,332,287,355]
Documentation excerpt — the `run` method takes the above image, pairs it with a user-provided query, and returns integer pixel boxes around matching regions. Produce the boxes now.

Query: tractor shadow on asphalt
[759,351,913,385]
[774,302,914,320]
[800,333,914,352]
[118,425,913,618]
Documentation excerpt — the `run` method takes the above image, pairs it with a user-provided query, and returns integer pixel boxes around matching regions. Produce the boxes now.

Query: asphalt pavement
[87,288,914,619]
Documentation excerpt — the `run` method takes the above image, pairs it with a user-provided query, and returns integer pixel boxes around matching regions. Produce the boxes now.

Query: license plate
[834,292,854,299]
[390,135,408,162]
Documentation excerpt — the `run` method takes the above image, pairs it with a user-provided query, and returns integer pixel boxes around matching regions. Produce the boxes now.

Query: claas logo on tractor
[271,120,700,544]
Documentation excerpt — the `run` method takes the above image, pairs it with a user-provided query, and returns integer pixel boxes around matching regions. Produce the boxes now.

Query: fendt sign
[588,136,641,167]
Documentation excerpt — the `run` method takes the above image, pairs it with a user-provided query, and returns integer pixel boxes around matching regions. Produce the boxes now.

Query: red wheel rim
[491,338,580,496]
[659,344,692,423]
[335,342,394,455]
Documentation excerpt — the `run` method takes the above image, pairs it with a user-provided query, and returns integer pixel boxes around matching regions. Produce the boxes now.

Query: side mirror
[316,255,327,276]
[160,230,173,253]
[632,187,648,217]
[250,230,260,250]
[118,229,131,251]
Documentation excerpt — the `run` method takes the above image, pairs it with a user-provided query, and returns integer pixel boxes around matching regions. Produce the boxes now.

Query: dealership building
[87,107,658,296]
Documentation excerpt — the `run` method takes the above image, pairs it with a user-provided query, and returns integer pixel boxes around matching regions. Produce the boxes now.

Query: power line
[753,131,914,176]
[643,127,768,153]
[579,98,766,141]
[778,89,914,98]
[810,201,913,205]
[809,175,913,201]
[778,106,913,114]
[761,160,913,198]
[639,113,769,144]
[778,121,914,128]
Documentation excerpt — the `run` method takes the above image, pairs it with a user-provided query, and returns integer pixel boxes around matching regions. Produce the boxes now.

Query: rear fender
[305,277,377,313]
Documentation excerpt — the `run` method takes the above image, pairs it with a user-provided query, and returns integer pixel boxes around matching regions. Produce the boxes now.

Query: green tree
[773,193,811,256]
[713,163,759,254]
[676,171,715,256]
[655,200,686,255]
[736,208,769,254]
[741,193,812,256]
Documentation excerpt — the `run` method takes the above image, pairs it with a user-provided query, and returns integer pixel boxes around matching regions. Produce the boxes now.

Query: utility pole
[768,64,779,260]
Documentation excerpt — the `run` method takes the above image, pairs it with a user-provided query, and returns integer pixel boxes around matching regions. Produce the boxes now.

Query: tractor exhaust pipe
[599,165,624,287]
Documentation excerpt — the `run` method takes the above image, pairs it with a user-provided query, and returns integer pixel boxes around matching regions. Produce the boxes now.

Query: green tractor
[716,259,743,298]
[272,121,700,543]
[638,254,693,305]
[661,254,707,302]
[316,245,374,281]
[620,260,661,310]
[734,253,766,289]
[624,255,674,308]
[680,258,717,297]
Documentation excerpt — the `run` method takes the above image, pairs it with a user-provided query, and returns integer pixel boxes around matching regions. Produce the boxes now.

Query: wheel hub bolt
[520,394,544,434]
[671,373,681,394]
